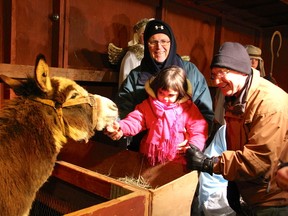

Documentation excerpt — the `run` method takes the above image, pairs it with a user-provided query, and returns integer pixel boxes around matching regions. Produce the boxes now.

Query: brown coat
[214,68,288,207]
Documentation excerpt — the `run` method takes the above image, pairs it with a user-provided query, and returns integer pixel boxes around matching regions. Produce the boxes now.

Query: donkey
[0,54,118,216]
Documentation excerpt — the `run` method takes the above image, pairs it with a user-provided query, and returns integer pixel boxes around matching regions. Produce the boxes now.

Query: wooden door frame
[52,0,69,68]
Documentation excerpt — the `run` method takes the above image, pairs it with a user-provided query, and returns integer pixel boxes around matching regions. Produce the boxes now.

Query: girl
[105,65,208,165]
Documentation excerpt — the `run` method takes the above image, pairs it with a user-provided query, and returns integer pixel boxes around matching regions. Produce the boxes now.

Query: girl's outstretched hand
[104,121,123,140]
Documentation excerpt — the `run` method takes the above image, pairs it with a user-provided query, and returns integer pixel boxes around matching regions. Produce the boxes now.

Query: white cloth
[202,192,235,216]
[198,125,236,215]
[214,90,225,125]
[119,51,141,88]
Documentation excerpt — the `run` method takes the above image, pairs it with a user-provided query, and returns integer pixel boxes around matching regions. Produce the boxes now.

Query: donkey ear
[35,54,52,93]
[0,75,22,90]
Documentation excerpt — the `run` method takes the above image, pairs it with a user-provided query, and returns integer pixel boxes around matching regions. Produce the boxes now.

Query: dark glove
[227,181,242,214]
[185,144,217,175]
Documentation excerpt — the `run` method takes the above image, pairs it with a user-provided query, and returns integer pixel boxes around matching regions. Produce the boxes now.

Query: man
[185,42,288,215]
[245,44,266,77]
[115,19,213,150]
[245,44,277,84]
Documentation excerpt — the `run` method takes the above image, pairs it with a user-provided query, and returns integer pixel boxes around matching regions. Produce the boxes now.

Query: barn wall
[0,0,287,100]
[0,0,3,63]
[261,26,288,91]
[66,0,157,69]
[164,2,217,85]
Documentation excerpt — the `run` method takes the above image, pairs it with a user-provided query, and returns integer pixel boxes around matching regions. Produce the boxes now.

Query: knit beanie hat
[210,42,251,74]
[245,45,263,60]
[144,19,172,42]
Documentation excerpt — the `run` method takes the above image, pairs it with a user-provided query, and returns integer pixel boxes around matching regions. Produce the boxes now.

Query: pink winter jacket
[119,80,208,164]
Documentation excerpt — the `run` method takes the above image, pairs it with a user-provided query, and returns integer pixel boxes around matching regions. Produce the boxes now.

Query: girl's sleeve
[119,103,147,136]
[186,102,209,151]
[184,62,214,132]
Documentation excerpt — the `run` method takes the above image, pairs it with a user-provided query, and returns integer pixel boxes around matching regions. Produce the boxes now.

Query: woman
[115,19,213,150]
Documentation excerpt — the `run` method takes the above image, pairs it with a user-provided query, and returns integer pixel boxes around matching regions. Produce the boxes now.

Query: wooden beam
[0,63,118,83]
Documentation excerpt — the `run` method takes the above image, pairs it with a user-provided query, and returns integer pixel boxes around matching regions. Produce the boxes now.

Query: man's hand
[276,164,288,191]
[185,144,217,175]
[227,181,242,214]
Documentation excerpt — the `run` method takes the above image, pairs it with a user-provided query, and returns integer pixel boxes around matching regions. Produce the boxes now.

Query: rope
[32,94,97,135]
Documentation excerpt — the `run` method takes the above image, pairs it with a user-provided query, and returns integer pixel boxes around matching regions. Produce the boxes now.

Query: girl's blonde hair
[150,65,188,101]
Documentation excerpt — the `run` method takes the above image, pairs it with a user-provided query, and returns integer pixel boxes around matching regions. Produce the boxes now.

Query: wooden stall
[57,140,199,216]
[29,161,149,216]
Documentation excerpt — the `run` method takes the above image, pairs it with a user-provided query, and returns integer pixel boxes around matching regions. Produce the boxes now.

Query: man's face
[147,33,171,63]
[250,58,259,69]
[211,67,248,96]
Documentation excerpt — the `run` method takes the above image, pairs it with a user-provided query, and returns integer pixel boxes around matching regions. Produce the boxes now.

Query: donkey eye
[70,92,78,99]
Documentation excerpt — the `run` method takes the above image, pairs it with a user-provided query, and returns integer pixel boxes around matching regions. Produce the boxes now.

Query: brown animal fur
[0,54,118,216]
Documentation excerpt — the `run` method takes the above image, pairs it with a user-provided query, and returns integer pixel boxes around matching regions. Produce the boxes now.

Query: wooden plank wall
[0,0,287,101]
[0,0,3,63]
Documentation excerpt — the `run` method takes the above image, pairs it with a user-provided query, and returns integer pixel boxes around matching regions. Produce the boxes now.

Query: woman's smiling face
[147,33,171,63]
